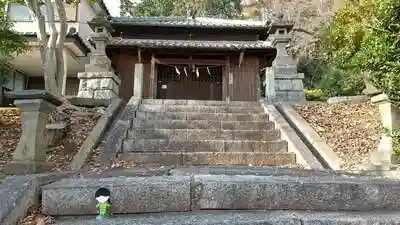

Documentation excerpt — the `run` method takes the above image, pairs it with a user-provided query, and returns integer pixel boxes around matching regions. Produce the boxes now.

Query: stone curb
[99,97,141,165]
[70,98,124,171]
[66,96,111,107]
[54,211,400,225]
[326,95,369,104]
[260,101,323,170]
[42,174,400,215]
[275,102,342,170]
[0,172,78,225]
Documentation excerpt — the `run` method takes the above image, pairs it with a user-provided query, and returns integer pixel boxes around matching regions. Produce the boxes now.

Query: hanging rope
[163,64,220,77]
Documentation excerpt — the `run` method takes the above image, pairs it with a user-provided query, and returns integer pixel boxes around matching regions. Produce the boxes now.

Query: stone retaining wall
[42,173,400,216]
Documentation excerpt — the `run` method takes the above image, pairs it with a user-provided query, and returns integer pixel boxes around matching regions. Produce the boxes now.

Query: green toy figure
[95,188,112,220]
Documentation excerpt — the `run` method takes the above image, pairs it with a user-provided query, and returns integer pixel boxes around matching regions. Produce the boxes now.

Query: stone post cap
[269,34,292,46]
[268,20,294,34]
[267,15,294,46]
[371,93,390,104]
[5,90,63,106]
[88,11,113,36]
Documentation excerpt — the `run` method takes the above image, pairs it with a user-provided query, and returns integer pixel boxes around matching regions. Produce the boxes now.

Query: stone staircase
[119,99,296,167]
[37,99,400,225]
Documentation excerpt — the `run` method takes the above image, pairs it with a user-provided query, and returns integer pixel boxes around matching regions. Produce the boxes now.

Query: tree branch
[25,0,47,59]
[293,28,315,36]
[44,0,58,48]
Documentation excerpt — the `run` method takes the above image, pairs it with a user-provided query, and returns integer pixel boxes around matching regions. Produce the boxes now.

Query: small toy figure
[95,187,112,220]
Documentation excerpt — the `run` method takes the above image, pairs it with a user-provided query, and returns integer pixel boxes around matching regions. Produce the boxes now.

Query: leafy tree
[312,0,375,97]
[0,1,28,104]
[319,0,375,67]
[316,0,400,103]
[121,0,243,19]
[121,0,175,17]
[203,0,242,19]
[353,0,400,105]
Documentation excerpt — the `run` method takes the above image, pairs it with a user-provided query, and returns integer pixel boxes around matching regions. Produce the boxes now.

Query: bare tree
[8,0,95,99]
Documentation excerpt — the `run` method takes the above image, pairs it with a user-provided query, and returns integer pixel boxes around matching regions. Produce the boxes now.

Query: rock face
[243,0,345,56]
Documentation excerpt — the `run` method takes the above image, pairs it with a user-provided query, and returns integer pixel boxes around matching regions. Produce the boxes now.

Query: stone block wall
[77,71,121,99]
[275,69,305,101]
[264,33,306,102]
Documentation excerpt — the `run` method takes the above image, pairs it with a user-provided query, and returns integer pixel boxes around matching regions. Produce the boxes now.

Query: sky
[103,0,121,17]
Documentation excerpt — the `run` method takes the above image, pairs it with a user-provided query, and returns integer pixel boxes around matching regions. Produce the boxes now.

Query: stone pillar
[3,90,62,174]
[133,63,144,98]
[267,22,305,102]
[77,21,121,99]
[264,67,276,101]
[370,94,400,169]
[61,47,68,95]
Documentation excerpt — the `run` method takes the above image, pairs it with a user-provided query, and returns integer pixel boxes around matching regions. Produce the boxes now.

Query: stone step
[77,165,382,179]
[168,165,367,177]
[135,111,268,121]
[132,119,275,130]
[138,104,264,113]
[43,174,400,216]
[119,152,296,167]
[123,139,288,152]
[128,128,281,141]
[141,99,260,107]
[54,211,400,225]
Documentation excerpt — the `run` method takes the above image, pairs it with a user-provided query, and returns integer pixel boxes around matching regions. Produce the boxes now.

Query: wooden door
[156,64,222,100]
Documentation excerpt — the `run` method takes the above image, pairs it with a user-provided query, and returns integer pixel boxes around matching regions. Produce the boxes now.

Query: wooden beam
[156,58,226,65]
[107,46,271,56]
[137,48,142,63]
[238,51,244,68]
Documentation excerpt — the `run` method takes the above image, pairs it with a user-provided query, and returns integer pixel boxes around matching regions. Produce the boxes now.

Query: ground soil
[293,101,381,170]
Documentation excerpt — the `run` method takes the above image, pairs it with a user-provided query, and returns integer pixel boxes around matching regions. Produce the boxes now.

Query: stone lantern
[77,12,121,99]
[264,13,305,102]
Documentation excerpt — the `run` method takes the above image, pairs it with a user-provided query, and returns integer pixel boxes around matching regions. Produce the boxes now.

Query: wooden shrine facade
[105,17,278,101]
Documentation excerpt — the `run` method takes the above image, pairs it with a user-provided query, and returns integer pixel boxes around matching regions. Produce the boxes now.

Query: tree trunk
[0,86,3,107]
[24,0,80,112]
[43,0,61,95]
[25,0,47,61]
[54,0,68,90]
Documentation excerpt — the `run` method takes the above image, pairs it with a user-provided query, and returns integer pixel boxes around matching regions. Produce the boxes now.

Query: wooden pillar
[225,56,233,102]
[150,54,156,98]
[256,60,261,100]
[222,66,227,101]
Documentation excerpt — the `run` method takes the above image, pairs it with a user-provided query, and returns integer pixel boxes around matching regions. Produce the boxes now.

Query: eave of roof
[20,32,90,55]
[109,38,274,51]
[96,0,111,16]
[109,16,268,30]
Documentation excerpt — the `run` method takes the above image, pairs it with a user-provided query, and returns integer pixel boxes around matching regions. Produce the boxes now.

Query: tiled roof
[110,17,268,29]
[109,38,273,50]
[96,0,111,16]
